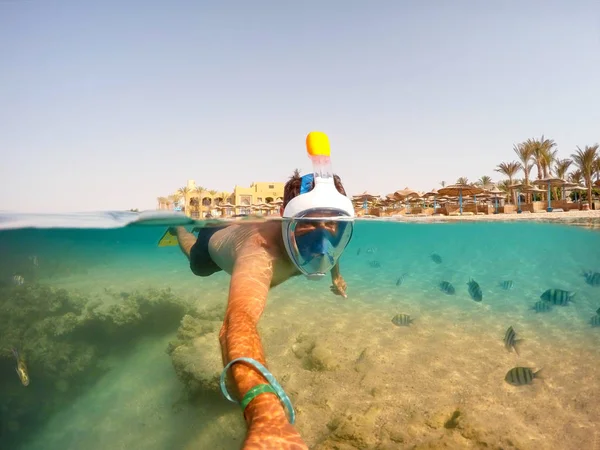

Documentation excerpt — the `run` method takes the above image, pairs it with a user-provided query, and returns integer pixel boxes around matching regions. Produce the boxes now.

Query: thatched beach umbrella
[532,177,566,212]
[487,185,504,214]
[424,188,439,211]
[352,192,380,213]
[437,184,483,214]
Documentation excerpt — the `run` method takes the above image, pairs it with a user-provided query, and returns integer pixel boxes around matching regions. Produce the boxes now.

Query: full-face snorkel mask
[282,132,355,280]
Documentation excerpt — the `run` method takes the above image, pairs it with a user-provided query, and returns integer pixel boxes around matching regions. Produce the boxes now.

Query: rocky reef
[0,283,194,447]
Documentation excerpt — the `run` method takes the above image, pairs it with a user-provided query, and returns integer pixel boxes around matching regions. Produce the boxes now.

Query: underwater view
[1,212,599,450]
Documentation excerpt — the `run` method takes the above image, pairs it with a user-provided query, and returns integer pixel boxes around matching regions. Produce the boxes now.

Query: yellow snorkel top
[306,131,331,157]
[305,131,333,179]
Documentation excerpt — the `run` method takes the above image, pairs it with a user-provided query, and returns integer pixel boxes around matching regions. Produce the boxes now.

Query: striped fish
[532,301,552,313]
[439,281,455,295]
[392,314,414,327]
[467,279,483,302]
[540,289,575,306]
[369,260,381,268]
[431,253,443,264]
[12,275,24,286]
[504,367,543,386]
[503,326,522,355]
[584,271,600,286]
[591,315,600,328]
[395,273,408,286]
[499,280,514,290]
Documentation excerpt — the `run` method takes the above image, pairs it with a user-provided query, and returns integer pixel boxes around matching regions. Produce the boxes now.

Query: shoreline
[362,209,600,224]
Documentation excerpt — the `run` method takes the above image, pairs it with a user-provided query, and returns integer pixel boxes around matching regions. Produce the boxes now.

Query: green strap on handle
[240,383,277,410]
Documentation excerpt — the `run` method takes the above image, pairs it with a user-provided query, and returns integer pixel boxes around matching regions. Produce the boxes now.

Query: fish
[532,301,552,313]
[395,273,408,286]
[540,289,575,306]
[392,314,414,327]
[499,280,514,290]
[504,367,543,386]
[467,279,483,302]
[430,253,443,264]
[503,326,522,355]
[356,248,361,256]
[583,271,600,286]
[369,261,381,268]
[591,315,600,328]
[12,275,24,286]
[366,247,377,254]
[597,307,600,315]
[11,347,30,387]
[439,281,455,295]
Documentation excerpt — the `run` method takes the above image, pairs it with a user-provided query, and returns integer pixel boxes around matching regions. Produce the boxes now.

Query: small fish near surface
[392,314,414,327]
[356,248,361,256]
[439,281,455,295]
[12,347,30,387]
[505,367,543,386]
[467,279,483,302]
[369,260,381,268]
[396,273,408,286]
[532,301,552,313]
[540,289,575,306]
[430,253,443,264]
[591,315,600,328]
[503,326,522,355]
[499,280,514,291]
[583,271,600,286]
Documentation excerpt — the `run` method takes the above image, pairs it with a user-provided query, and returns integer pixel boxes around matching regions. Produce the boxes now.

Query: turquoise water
[1,213,599,449]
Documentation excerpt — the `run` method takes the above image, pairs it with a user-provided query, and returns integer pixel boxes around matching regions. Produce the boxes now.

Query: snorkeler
[168,132,355,449]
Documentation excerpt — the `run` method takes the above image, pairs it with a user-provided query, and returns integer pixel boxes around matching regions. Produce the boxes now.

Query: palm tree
[514,141,535,202]
[177,187,191,214]
[495,161,520,204]
[456,177,469,185]
[568,169,583,185]
[571,145,599,204]
[554,158,572,200]
[476,176,493,190]
[530,136,557,179]
[594,157,600,183]
[156,197,167,210]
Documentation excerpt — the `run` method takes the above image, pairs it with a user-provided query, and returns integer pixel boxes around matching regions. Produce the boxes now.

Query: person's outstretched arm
[330,261,348,298]
[220,235,308,450]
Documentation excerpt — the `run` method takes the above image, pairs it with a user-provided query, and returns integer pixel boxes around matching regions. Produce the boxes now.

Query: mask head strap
[300,174,314,195]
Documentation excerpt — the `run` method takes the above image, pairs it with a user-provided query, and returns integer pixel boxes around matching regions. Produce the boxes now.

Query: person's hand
[330,275,347,298]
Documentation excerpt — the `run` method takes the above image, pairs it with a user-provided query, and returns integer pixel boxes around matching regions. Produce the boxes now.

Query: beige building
[157,180,285,218]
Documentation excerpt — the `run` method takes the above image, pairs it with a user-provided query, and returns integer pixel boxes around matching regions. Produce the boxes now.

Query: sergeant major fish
[439,281,455,295]
[532,301,552,313]
[467,278,483,302]
[503,326,522,355]
[540,289,575,306]
[499,280,514,290]
[504,367,543,386]
[392,314,414,327]
[591,315,600,328]
[430,253,443,264]
[584,271,600,286]
[396,273,408,286]
[11,347,29,387]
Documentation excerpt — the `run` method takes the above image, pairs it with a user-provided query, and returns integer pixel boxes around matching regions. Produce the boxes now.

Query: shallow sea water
[0,212,599,450]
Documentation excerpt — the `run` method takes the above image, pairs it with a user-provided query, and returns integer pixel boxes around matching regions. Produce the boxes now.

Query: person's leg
[170,226,196,260]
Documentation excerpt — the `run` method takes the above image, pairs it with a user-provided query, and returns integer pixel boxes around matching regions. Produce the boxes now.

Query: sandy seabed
[21,275,600,450]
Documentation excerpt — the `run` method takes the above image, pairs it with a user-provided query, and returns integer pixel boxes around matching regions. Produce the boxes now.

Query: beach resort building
[157,180,285,218]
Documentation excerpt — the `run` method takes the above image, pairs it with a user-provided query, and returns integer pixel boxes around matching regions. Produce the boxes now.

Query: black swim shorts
[189,226,226,277]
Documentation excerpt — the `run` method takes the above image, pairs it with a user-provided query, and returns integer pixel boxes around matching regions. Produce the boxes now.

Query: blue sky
[1,0,599,212]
